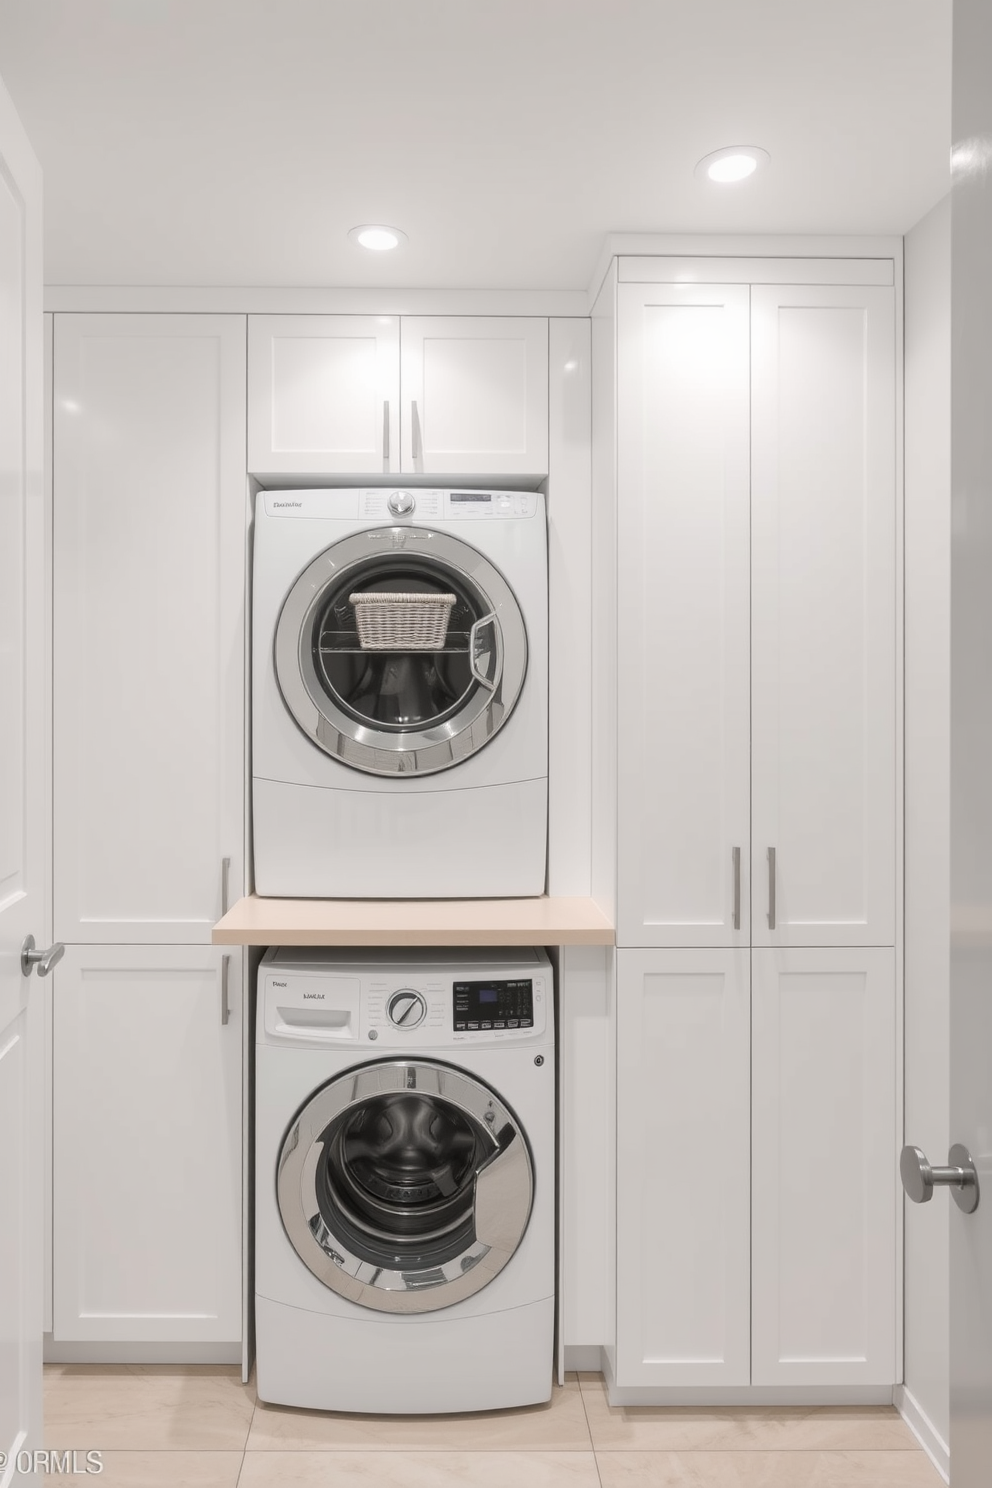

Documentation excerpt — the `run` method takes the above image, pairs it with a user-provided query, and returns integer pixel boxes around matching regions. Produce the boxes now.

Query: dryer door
[273,527,528,776]
[276,1059,534,1314]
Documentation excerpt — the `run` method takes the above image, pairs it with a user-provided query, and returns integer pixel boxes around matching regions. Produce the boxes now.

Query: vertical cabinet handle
[732,846,741,931]
[221,857,231,916]
[382,401,390,471]
[221,954,231,1027]
[411,400,423,467]
[767,846,776,931]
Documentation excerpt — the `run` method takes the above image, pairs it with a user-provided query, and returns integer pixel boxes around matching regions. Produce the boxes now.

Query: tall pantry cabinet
[599,256,898,1392]
[48,315,247,1355]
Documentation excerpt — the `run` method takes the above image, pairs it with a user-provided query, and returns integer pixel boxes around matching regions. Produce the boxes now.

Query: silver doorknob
[900,1143,980,1214]
[20,935,65,979]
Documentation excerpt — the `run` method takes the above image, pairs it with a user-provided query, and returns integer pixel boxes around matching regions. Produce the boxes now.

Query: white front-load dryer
[252,488,548,897]
[254,946,555,1413]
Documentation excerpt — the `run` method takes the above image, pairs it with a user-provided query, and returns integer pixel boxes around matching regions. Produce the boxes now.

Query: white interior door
[0,70,44,1474]
[949,5,992,1476]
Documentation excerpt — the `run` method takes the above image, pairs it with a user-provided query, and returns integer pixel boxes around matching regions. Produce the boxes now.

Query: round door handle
[20,935,66,979]
[900,1143,980,1214]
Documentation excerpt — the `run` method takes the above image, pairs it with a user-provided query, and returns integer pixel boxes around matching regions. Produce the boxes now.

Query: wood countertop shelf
[212,895,615,947]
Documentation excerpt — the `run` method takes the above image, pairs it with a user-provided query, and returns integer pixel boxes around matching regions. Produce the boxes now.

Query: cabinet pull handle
[221,954,231,1026]
[767,846,776,931]
[411,400,423,467]
[732,846,741,931]
[382,401,390,471]
[221,857,231,916]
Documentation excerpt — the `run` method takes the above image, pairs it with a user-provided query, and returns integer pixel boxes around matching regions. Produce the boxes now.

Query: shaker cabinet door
[616,284,751,949]
[53,314,246,943]
[400,316,548,477]
[750,947,897,1386]
[615,948,750,1386]
[51,945,243,1347]
[248,314,399,475]
[750,285,896,947]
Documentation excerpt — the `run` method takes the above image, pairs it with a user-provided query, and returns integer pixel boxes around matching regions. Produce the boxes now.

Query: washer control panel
[260,952,550,1048]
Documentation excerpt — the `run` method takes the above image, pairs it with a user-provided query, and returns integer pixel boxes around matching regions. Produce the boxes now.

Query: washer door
[276,1059,534,1314]
[273,527,528,776]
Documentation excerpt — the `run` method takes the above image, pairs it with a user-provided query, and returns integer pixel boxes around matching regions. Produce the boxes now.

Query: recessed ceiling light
[694,146,770,184]
[348,224,408,251]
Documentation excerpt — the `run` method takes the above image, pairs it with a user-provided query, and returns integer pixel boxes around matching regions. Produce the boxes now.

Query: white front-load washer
[255,945,555,1413]
[252,488,548,897]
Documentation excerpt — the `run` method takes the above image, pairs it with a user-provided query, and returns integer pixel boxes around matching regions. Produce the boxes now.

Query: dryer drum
[273,528,528,777]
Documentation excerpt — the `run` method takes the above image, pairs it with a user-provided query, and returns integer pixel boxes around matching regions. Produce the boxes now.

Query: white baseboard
[43,1336,242,1366]
[893,1384,950,1483]
[563,1346,605,1373]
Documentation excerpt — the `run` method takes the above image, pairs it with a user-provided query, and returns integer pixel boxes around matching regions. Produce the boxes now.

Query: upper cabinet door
[54,314,247,943]
[616,284,751,948]
[750,285,896,947]
[400,316,548,478]
[248,314,400,476]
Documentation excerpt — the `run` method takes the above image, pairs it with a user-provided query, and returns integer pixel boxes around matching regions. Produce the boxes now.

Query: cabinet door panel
[751,948,896,1386]
[616,284,750,947]
[248,314,399,475]
[400,316,548,476]
[751,286,896,946]
[53,314,246,943]
[616,949,750,1386]
[52,946,242,1345]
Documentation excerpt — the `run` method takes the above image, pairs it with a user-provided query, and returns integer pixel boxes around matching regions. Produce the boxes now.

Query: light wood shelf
[212,895,614,947]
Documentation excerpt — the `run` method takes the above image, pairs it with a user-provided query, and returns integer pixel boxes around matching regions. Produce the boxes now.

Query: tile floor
[43,1365,946,1487]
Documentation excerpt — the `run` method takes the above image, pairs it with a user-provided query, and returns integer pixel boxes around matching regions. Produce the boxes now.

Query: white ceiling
[0,0,951,292]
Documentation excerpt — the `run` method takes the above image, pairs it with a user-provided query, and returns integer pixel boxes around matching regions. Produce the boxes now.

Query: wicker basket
[349,591,457,651]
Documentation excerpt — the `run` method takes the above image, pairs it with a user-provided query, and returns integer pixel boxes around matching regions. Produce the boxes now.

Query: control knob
[387,989,427,1029]
[387,490,416,516]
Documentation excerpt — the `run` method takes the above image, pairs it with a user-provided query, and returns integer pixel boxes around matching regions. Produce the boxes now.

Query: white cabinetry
[616,949,750,1387]
[248,313,549,479]
[605,255,899,1397]
[53,314,247,945]
[751,948,896,1386]
[52,946,243,1347]
[50,314,247,1358]
[616,275,896,951]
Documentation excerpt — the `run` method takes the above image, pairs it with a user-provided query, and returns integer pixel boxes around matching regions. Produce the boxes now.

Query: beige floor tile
[238,1451,601,1487]
[247,1378,591,1452]
[579,1376,917,1452]
[43,1364,255,1451]
[595,1450,945,1487]
[34,1451,245,1486]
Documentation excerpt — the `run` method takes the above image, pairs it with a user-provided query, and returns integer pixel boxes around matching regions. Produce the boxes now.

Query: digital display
[453,978,534,1031]
[450,492,492,503]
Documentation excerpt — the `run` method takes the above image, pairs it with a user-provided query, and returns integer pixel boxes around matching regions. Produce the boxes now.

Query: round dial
[387,490,416,516]
[387,989,427,1029]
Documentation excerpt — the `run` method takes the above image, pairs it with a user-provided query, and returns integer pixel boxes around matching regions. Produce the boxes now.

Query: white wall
[902,192,951,1465]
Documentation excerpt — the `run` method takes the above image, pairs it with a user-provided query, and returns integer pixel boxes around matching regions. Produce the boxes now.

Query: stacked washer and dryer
[251,489,554,1412]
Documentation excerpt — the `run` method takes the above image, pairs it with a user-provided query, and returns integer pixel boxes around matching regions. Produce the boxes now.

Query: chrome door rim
[276,1059,534,1314]
[273,527,528,776]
